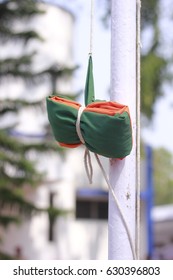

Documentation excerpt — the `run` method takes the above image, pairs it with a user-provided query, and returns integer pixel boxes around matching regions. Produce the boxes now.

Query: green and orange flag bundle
[46,55,132,159]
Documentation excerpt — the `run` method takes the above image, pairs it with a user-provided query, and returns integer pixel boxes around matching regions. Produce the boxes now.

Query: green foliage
[46,207,72,220]
[0,187,39,214]
[100,1,173,205]
[141,1,163,119]
[141,1,173,204]
[101,0,172,121]
[153,148,173,205]
[0,26,43,43]
[0,0,45,43]
[0,216,20,227]
[141,53,167,118]
[141,0,158,28]
[0,130,44,189]
[0,251,14,260]
[0,0,45,19]
[0,98,44,115]
[41,65,79,78]
[0,53,43,83]
[140,0,173,120]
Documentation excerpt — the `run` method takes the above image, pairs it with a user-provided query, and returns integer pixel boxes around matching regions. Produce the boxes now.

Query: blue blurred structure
[141,145,154,259]
[8,129,46,139]
[76,188,108,198]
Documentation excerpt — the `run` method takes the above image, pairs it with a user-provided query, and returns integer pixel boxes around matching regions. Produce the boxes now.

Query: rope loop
[84,148,93,184]
[76,105,93,184]
[76,106,85,145]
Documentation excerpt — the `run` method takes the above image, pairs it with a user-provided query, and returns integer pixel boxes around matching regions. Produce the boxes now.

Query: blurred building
[0,2,108,260]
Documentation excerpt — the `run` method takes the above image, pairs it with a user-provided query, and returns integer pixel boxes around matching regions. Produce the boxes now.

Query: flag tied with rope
[46,55,132,159]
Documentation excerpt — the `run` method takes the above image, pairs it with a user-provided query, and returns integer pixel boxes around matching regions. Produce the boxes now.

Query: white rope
[89,0,94,55]
[94,154,136,260]
[76,106,93,184]
[136,0,141,260]
[76,106,85,144]
[84,148,93,184]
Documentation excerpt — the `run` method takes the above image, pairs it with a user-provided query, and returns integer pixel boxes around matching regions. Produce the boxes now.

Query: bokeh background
[0,0,173,260]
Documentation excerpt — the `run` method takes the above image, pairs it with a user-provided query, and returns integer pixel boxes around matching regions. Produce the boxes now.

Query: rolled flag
[46,56,132,159]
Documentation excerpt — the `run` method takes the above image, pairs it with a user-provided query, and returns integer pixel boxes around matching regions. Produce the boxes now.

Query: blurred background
[0,0,173,260]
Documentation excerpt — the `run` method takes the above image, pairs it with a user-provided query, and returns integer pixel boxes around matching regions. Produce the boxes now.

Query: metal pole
[109,0,137,259]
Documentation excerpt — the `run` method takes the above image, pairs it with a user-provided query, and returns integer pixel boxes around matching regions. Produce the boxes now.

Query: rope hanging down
[89,0,94,55]
[75,106,93,184]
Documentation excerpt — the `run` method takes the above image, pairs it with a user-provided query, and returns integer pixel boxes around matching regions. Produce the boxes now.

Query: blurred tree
[0,0,45,241]
[100,0,173,205]
[139,0,173,205]
[0,0,76,259]
[153,148,173,205]
[100,0,172,120]
[140,0,171,120]
[139,1,173,205]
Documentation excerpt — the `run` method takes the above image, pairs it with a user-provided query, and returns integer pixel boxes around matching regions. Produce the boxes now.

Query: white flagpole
[109,0,137,259]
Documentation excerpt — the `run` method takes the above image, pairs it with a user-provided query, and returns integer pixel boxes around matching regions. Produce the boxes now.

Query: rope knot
[76,106,93,184]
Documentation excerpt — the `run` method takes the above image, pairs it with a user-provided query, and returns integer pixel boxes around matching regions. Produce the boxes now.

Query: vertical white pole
[109,0,137,259]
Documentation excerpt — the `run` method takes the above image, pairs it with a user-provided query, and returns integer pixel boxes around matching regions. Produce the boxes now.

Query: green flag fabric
[46,56,132,159]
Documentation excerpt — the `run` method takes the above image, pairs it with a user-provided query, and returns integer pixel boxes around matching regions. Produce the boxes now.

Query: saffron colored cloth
[46,56,132,158]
